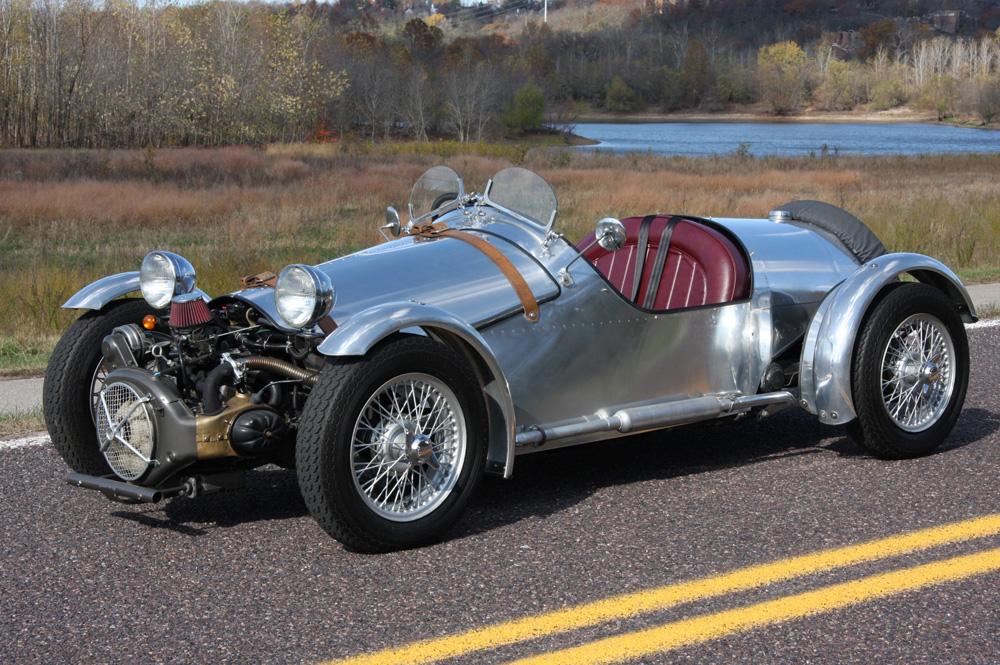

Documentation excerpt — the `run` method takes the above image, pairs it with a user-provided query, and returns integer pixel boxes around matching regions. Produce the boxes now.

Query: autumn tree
[443,46,500,142]
[814,60,864,111]
[503,81,545,135]
[757,41,808,115]
[606,75,641,112]
[682,41,714,107]
[402,18,442,58]
[859,20,897,61]
[962,77,1000,124]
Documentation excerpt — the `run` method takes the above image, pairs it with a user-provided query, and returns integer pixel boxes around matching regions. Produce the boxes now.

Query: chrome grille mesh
[95,382,154,481]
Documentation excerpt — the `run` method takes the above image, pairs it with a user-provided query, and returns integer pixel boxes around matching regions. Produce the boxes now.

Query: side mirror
[558,217,626,287]
[380,206,401,240]
[595,218,626,252]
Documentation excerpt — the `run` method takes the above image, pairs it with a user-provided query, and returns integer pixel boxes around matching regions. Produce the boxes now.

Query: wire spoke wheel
[879,313,956,433]
[350,372,466,522]
[297,336,487,551]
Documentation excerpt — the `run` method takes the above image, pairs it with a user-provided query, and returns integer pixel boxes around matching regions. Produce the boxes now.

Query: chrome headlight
[275,265,335,329]
[139,251,197,309]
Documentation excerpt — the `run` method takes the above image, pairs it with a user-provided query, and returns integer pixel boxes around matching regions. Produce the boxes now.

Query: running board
[515,391,797,447]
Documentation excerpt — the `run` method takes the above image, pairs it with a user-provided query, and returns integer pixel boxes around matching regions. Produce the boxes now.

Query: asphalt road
[2,326,999,664]
[0,376,43,415]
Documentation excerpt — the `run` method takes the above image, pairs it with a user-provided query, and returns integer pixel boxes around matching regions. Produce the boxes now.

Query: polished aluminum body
[478,215,861,456]
[64,174,974,479]
[310,206,870,473]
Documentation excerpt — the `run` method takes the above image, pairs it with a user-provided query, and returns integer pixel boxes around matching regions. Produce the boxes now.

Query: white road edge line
[0,320,996,453]
[0,433,50,451]
[966,318,1000,330]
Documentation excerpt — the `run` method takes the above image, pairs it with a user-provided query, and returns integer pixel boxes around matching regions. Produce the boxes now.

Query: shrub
[714,66,756,105]
[757,41,808,115]
[869,75,908,110]
[606,75,641,113]
[961,77,1000,124]
[917,76,959,120]
[976,79,1000,124]
[660,68,687,112]
[814,60,865,111]
[503,81,546,135]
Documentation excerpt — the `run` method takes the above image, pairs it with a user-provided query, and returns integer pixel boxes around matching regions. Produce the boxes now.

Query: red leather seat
[577,216,750,310]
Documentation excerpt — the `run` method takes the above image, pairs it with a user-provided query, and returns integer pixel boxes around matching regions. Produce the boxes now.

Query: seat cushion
[578,216,750,310]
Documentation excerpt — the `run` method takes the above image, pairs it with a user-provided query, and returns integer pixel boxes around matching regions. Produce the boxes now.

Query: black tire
[847,283,969,459]
[43,299,154,475]
[296,336,487,552]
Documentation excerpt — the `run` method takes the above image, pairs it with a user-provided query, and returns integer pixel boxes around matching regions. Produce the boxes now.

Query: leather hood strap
[410,225,540,323]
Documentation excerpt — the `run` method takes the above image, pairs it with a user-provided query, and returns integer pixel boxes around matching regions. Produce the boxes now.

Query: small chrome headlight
[275,264,335,329]
[139,251,196,309]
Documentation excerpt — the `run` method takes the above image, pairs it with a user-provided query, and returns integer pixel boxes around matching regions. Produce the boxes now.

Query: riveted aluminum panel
[480,264,759,430]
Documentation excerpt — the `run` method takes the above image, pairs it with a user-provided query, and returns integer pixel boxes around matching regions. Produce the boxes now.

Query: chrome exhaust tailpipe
[516,391,796,447]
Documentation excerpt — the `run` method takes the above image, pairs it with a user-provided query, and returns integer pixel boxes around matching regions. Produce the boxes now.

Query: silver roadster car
[44,166,975,551]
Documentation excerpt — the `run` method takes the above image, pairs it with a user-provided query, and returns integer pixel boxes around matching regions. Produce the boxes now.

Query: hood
[227,221,561,332]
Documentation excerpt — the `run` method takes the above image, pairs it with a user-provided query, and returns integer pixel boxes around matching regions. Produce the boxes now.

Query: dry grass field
[2,142,999,375]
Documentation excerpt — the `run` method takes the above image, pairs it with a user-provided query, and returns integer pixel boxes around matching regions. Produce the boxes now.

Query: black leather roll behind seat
[776,200,887,264]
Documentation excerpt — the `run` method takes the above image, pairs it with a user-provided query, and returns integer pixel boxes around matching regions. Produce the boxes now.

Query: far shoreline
[572,107,999,130]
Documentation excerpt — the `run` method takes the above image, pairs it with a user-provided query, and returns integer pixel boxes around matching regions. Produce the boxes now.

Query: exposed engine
[89,296,322,496]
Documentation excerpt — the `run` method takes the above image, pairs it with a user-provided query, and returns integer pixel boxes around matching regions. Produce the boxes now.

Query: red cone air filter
[169,296,213,328]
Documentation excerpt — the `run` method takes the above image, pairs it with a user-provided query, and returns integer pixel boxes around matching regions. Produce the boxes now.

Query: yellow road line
[324,513,1000,665]
[506,545,1000,665]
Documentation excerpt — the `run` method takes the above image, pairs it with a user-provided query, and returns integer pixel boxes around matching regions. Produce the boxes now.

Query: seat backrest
[578,216,750,310]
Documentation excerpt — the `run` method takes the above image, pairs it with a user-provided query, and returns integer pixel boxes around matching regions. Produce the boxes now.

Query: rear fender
[799,253,976,425]
[317,302,516,478]
[62,271,208,310]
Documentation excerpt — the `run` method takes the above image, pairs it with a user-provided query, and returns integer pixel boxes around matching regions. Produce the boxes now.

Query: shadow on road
[821,406,999,458]
[113,468,306,536]
[109,406,999,541]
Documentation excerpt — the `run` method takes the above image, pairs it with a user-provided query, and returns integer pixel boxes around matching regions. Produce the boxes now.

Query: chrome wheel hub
[351,373,466,522]
[376,422,440,475]
[880,314,956,433]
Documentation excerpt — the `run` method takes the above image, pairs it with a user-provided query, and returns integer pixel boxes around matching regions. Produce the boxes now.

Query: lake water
[575,122,1000,157]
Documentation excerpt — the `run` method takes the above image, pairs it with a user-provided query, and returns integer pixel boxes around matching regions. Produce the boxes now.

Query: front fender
[62,271,208,310]
[800,253,976,425]
[317,302,516,478]
[62,272,141,309]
